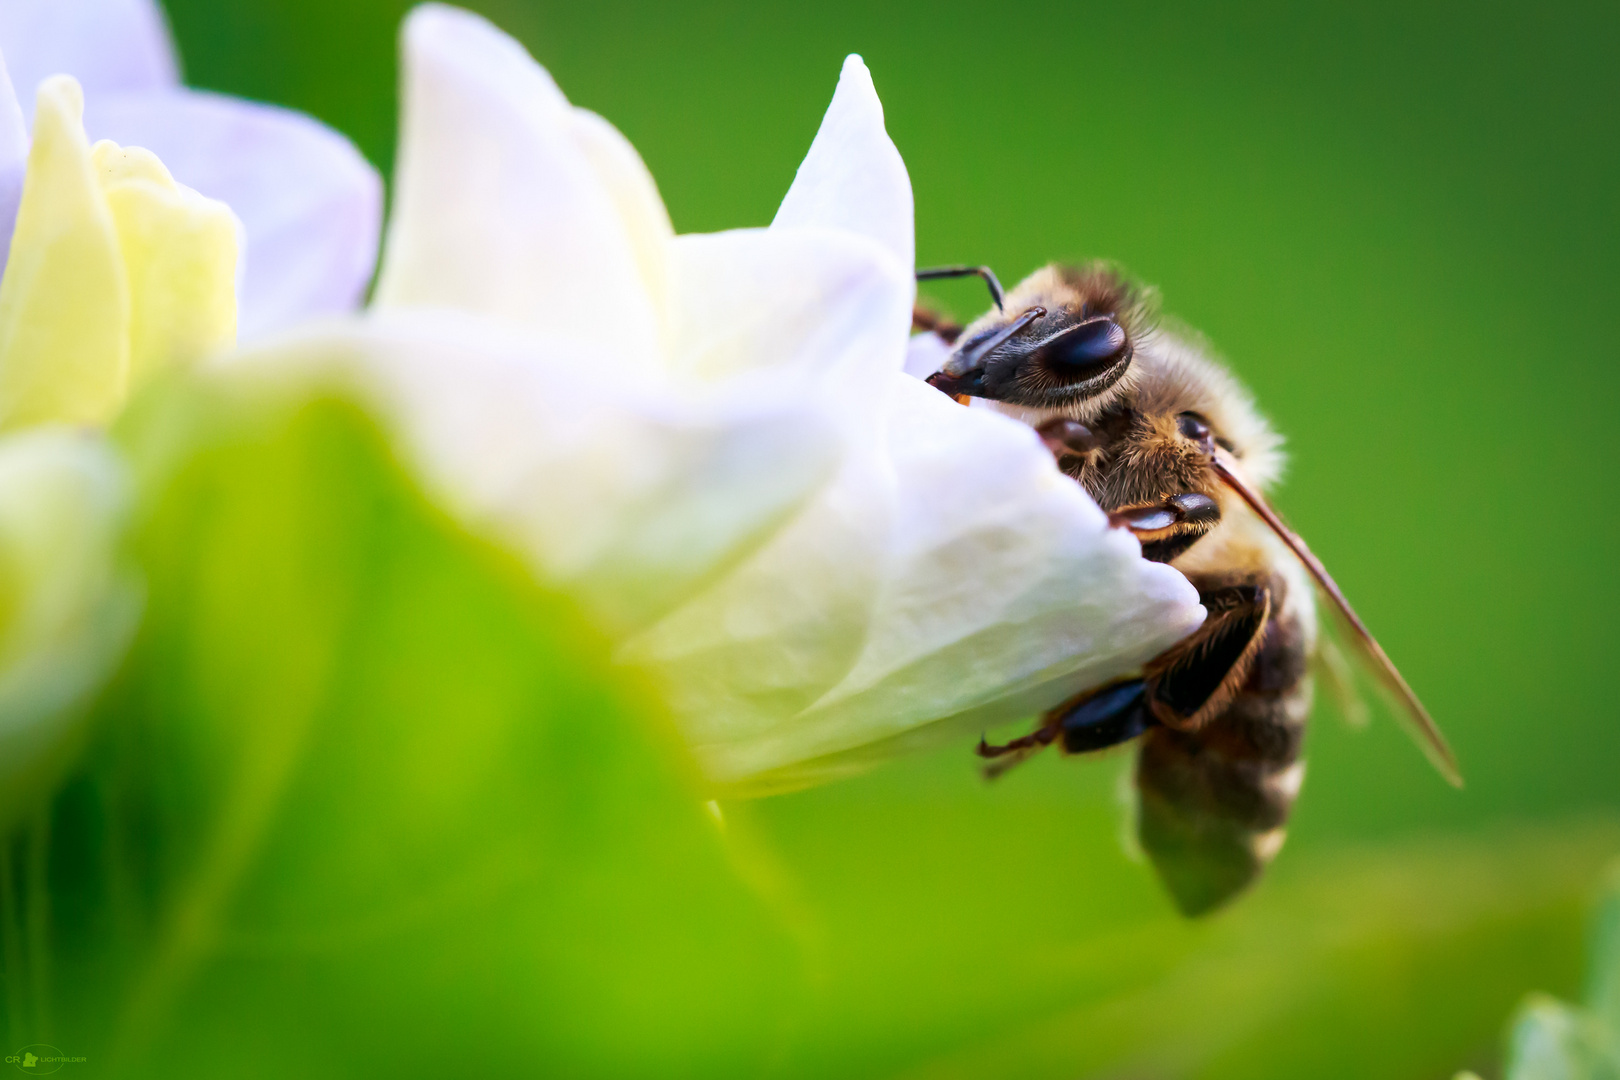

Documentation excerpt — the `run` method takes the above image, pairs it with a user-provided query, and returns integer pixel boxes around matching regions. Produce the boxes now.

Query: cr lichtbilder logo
[6,1046,87,1074]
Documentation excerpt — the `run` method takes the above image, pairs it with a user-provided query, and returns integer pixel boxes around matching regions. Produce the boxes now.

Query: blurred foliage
[4,365,1616,1079]
[7,382,802,1075]
[1502,862,1620,1080]
[35,0,1614,1075]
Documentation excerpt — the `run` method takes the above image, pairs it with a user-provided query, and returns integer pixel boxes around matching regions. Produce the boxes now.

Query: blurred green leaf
[1503,863,1620,1080]
[132,1,1620,1075]
[3,378,804,1076]
[746,757,1620,1079]
[1505,995,1616,1080]
[1590,864,1620,1035]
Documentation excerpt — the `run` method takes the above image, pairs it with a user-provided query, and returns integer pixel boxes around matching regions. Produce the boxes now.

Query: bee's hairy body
[928,263,1319,915]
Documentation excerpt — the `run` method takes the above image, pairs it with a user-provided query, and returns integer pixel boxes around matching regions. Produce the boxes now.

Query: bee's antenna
[917,265,1005,312]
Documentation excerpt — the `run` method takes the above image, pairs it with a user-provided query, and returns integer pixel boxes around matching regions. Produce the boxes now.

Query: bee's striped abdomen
[1135,570,1312,916]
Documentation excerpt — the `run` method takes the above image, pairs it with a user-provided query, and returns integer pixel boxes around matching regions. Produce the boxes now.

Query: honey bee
[914,263,1460,916]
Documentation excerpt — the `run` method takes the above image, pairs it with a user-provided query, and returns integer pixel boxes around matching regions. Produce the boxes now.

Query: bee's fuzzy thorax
[1128,327,1286,492]
[966,263,1285,493]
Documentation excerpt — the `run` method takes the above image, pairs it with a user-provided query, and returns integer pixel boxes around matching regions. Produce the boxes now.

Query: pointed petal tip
[35,75,84,121]
[831,54,882,121]
[773,50,913,271]
[404,1,483,36]
[836,55,882,114]
[402,1,561,99]
[381,0,664,355]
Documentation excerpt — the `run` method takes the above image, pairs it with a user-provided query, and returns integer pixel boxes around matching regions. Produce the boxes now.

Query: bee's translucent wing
[1312,624,1369,730]
[1210,457,1463,788]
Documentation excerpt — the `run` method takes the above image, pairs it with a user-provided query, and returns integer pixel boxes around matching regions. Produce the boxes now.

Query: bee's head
[927,265,1144,413]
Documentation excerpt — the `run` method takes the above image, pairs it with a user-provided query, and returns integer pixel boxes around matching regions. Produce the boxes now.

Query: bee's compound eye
[1050,318,1128,373]
[1177,412,1212,443]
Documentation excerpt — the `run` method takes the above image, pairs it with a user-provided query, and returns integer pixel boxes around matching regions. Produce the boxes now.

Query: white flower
[221,4,1204,792]
[0,0,382,338]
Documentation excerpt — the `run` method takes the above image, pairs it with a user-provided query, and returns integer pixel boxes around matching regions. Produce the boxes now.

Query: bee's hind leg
[1051,680,1155,752]
[976,725,1057,780]
[978,679,1156,780]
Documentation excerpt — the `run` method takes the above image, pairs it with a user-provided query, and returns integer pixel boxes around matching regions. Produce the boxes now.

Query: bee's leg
[975,724,1058,780]
[911,304,963,344]
[976,725,1056,759]
[1144,585,1272,730]
[979,681,1156,784]
[1052,679,1155,753]
[914,265,1006,346]
[1036,418,1102,459]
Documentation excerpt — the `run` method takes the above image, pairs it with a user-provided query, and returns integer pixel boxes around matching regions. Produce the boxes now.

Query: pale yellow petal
[0,76,128,430]
[93,141,238,390]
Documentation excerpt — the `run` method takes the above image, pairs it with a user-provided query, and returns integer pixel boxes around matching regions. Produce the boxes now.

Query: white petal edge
[903,331,951,380]
[373,4,662,370]
[0,427,141,826]
[83,88,383,338]
[0,47,27,282]
[216,310,847,636]
[567,108,674,342]
[773,55,914,274]
[629,372,1206,790]
[667,226,912,402]
[0,0,176,119]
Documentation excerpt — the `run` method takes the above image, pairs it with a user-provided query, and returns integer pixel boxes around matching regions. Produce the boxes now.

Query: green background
[152,0,1620,1076]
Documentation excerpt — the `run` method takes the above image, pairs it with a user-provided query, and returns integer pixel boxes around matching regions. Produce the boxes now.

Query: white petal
[667,226,911,398]
[374,5,661,368]
[903,331,951,380]
[83,89,383,338]
[0,427,140,825]
[0,48,28,282]
[772,55,914,273]
[618,426,896,755]
[218,311,844,636]
[793,378,1203,749]
[0,0,176,118]
[567,108,674,336]
[630,373,1206,789]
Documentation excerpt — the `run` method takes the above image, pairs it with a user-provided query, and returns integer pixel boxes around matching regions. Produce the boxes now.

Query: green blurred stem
[0,838,22,1046]
[25,809,51,1040]
[101,755,139,961]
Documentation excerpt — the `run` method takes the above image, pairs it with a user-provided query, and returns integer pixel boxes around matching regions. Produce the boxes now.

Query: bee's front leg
[1142,584,1272,730]
[911,304,963,343]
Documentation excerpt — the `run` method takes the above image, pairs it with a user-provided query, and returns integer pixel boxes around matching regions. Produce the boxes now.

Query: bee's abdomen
[1135,580,1312,916]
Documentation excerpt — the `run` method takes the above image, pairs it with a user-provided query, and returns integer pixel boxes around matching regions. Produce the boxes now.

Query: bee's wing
[1312,627,1369,730]
[1210,457,1463,788]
